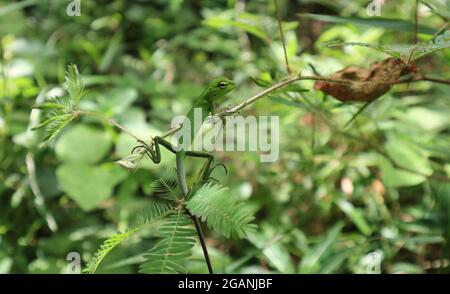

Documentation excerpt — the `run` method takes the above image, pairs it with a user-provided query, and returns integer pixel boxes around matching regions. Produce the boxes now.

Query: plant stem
[149,72,449,142]
[192,214,214,274]
[78,110,143,141]
[222,75,351,115]
[430,23,449,41]
[420,76,450,85]
[274,0,291,74]
[414,0,419,44]
[175,153,214,274]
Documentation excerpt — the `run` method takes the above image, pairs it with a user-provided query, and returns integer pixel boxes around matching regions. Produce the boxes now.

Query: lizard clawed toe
[132,145,147,154]
[210,163,228,175]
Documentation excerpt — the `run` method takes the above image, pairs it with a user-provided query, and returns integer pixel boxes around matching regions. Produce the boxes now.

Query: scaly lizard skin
[136,77,236,188]
[141,77,236,275]
[185,77,236,141]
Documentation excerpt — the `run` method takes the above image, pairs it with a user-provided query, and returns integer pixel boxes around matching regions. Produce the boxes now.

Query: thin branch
[308,63,322,76]
[420,76,450,85]
[152,73,448,141]
[414,0,419,44]
[223,75,353,115]
[430,22,449,42]
[175,153,214,274]
[274,0,291,74]
[422,1,449,22]
[78,110,144,141]
[235,0,251,52]
[225,76,301,114]
[383,75,450,85]
[192,215,213,274]
[161,124,182,139]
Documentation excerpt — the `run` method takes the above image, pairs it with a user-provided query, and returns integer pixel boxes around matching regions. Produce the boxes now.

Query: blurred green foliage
[0,0,449,274]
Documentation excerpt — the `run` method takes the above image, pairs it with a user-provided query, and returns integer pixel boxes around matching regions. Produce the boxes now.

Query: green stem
[274,0,291,74]
[175,153,214,274]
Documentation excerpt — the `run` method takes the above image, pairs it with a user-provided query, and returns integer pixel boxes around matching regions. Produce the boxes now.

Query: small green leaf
[32,103,66,110]
[250,76,272,87]
[42,114,76,142]
[247,231,295,273]
[84,202,174,274]
[65,64,84,104]
[31,115,63,130]
[139,211,196,274]
[298,223,343,274]
[336,199,372,236]
[377,136,432,188]
[203,18,270,42]
[187,183,256,239]
[150,169,180,201]
[283,84,309,93]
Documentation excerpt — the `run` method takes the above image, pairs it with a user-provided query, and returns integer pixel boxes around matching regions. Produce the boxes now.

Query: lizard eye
[218,81,227,89]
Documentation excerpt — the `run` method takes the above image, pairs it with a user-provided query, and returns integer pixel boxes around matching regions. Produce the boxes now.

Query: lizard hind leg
[183,151,223,183]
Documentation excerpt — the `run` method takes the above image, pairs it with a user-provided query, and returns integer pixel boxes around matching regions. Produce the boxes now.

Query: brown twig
[420,76,450,85]
[383,75,450,85]
[222,75,352,116]
[78,110,144,142]
[152,73,448,140]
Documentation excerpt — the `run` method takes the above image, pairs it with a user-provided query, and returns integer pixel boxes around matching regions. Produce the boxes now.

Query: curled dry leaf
[115,159,137,170]
[314,58,419,102]
[115,151,146,170]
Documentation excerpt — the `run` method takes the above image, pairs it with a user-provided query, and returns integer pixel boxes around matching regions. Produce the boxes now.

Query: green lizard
[135,77,236,188]
[132,77,236,274]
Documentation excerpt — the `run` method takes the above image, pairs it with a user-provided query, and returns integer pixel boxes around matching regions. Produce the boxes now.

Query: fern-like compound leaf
[65,64,84,104]
[150,169,180,201]
[139,211,197,274]
[84,201,174,274]
[186,183,257,239]
[32,64,86,143]
[42,113,76,142]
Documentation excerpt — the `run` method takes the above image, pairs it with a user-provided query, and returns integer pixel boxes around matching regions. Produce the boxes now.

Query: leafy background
[1,0,449,273]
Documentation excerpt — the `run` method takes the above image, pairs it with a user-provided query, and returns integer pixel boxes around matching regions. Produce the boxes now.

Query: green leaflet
[64,64,84,104]
[32,64,84,143]
[84,202,174,274]
[186,183,257,239]
[150,169,181,201]
[139,211,197,274]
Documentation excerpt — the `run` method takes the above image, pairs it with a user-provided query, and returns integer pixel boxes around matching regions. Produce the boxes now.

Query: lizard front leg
[134,136,224,179]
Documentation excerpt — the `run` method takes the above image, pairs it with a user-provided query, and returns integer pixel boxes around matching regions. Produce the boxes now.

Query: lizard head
[207,77,236,99]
